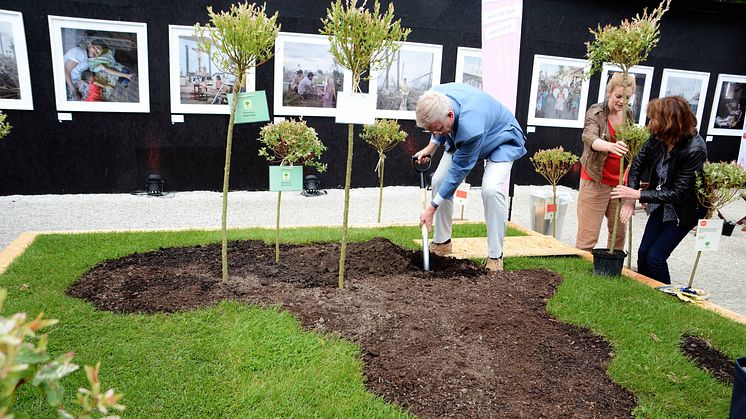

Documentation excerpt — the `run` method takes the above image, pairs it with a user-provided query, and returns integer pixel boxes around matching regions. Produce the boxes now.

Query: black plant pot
[730,358,746,419]
[722,221,736,236]
[592,248,627,277]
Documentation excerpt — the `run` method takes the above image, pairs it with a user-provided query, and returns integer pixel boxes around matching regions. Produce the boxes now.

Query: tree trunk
[220,71,244,282]
[338,123,354,288]
[275,190,282,263]
[377,156,385,223]
[608,69,629,254]
[551,183,558,238]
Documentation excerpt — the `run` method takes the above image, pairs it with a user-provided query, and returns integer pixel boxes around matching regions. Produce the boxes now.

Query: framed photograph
[273,32,348,118]
[707,73,746,137]
[526,55,590,128]
[168,25,255,115]
[0,10,32,110]
[659,68,710,131]
[455,47,482,90]
[597,64,653,125]
[371,41,443,120]
[48,15,149,113]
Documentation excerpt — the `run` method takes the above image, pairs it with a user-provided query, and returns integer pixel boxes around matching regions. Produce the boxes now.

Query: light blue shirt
[430,83,527,206]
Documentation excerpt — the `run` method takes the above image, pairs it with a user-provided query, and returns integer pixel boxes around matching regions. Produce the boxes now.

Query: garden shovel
[412,155,432,271]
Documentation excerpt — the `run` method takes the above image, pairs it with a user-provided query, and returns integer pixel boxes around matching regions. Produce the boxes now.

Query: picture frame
[0,9,33,110]
[659,68,710,131]
[526,54,590,129]
[455,47,482,90]
[597,63,654,126]
[706,73,746,137]
[168,25,255,115]
[48,15,149,113]
[273,32,349,118]
[370,40,443,120]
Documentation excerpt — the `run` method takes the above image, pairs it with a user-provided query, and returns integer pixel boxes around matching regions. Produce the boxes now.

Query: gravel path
[1,185,744,316]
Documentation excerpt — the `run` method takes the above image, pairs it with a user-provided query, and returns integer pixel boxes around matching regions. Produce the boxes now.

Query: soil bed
[69,238,636,418]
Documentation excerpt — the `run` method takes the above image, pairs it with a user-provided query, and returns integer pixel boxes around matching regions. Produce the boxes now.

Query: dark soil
[68,238,636,418]
[680,334,735,385]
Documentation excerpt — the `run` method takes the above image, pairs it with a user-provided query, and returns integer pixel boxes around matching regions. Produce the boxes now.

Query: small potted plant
[679,161,746,300]
[530,147,578,238]
[616,121,650,268]
[360,119,408,223]
[258,119,326,263]
[585,0,669,276]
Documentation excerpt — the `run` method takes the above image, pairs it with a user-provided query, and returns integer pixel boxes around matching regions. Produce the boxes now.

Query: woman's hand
[610,185,641,201]
[619,199,636,224]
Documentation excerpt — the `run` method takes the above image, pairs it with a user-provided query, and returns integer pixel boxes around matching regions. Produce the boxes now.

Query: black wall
[0,0,743,195]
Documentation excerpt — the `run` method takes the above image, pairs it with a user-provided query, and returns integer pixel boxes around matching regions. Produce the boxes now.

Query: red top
[85,82,103,102]
[581,121,621,186]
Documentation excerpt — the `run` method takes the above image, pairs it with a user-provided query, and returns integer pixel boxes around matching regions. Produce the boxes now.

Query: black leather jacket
[627,132,707,227]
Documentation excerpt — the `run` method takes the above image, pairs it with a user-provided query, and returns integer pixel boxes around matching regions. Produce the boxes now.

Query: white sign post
[453,182,471,220]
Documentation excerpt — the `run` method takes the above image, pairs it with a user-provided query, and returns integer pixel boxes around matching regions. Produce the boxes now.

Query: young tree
[320,0,410,288]
[615,122,649,268]
[258,120,327,262]
[585,0,669,255]
[194,2,280,282]
[360,119,407,223]
[530,147,579,238]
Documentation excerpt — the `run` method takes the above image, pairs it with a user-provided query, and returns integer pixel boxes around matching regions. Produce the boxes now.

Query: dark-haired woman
[610,96,707,284]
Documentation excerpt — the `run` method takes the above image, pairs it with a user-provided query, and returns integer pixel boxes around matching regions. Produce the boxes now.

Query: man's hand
[419,204,436,232]
[414,142,438,164]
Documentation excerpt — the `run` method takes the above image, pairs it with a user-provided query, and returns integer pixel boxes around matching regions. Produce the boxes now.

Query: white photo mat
[0,9,33,110]
[455,47,482,90]
[659,68,710,131]
[168,25,255,115]
[707,73,746,137]
[370,40,443,120]
[526,54,590,129]
[48,15,149,113]
[273,32,350,118]
[597,63,654,126]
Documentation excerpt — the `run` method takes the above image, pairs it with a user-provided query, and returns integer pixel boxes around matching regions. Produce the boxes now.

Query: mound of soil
[680,334,735,385]
[68,238,636,418]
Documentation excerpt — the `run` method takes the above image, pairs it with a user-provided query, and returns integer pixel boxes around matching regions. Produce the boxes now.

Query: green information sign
[268,166,303,192]
[228,91,270,124]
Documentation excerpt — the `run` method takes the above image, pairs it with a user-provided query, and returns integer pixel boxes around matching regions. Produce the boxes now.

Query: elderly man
[414,83,526,271]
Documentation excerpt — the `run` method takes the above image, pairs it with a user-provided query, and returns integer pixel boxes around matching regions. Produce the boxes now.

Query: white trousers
[431,152,513,259]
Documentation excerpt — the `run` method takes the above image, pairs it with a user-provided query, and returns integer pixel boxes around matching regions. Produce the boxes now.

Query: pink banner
[481,0,523,114]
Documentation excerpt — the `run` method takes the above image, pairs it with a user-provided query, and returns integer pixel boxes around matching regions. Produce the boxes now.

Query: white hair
[415,91,453,129]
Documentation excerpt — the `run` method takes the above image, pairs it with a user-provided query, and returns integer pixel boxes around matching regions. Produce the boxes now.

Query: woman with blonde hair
[611,96,707,283]
[575,72,635,251]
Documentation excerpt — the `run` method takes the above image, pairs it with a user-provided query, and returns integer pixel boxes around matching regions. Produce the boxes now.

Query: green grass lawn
[2,224,744,418]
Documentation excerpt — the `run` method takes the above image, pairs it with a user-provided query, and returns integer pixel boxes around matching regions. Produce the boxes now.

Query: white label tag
[695,219,723,251]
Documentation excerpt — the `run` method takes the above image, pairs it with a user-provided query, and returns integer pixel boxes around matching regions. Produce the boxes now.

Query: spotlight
[146,174,164,196]
[302,175,326,197]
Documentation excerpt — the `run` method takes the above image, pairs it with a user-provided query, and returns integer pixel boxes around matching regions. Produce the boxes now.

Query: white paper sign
[453,182,471,206]
[695,219,724,251]
[335,92,375,125]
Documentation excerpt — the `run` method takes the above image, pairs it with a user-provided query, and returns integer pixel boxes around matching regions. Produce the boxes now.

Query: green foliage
[0,289,124,418]
[320,0,410,92]
[616,122,649,162]
[360,119,407,155]
[0,111,10,140]
[586,0,669,76]
[530,147,579,186]
[695,161,746,217]
[193,2,280,79]
[258,120,327,172]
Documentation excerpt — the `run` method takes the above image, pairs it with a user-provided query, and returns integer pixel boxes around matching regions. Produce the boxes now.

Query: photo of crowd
[59,28,138,103]
[533,66,584,121]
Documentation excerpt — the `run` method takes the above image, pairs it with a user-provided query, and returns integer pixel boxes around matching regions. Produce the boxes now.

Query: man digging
[414,83,527,271]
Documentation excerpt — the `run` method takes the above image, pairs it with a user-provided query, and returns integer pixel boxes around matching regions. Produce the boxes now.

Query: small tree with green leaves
[0,289,124,418]
[0,111,11,140]
[258,120,327,262]
[194,2,280,282]
[360,119,407,223]
[586,0,669,255]
[530,147,579,238]
[616,122,650,268]
[320,0,410,288]
[684,162,746,294]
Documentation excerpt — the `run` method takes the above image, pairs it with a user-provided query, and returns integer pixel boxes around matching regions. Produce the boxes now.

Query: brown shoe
[429,241,452,256]
[485,257,503,272]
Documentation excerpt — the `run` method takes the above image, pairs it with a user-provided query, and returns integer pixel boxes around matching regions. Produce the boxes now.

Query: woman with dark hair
[611,96,707,284]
